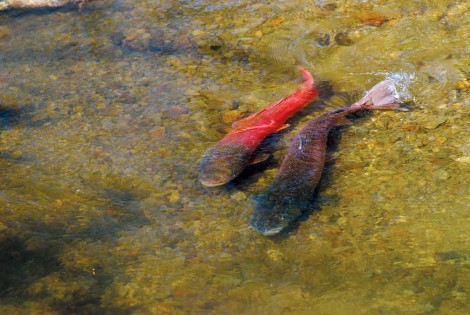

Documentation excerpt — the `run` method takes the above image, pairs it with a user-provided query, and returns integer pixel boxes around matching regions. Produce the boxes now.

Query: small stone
[150,127,166,138]
[185,89,200,97]
[455,156,470,164]
[403,122,419,132]
[122,29,152,50]
[434,149,450,159]
[0,26,11,40]
[337,217,348,226]
[455,81,470,90]
[221,110,242,124]
[168,191,180,203]
[433,169,449,180]
[267,16,286,26]
[223,51,235,58]
[166,105,189,118]
[192,30,205,36]
[423,117,447,130]
[230,191,246,201]
[266,249,283,262]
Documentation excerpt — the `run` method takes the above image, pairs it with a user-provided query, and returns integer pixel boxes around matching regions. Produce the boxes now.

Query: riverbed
[0,0,469,313]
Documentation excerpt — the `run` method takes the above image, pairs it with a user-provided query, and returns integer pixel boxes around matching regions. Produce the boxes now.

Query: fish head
[249,196,293,235]
[249,208,290,236]
[199,142,252,187]
[250,190,306,236]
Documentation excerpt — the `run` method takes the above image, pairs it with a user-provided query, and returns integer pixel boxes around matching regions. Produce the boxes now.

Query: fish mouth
[249,217,288,236]
[261,226,285,236]
[198,173,231,187]
[199,179,227,187]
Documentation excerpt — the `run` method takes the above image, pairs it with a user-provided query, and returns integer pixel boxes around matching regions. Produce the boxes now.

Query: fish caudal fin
[351,79,408,111]
[299,67,315,90]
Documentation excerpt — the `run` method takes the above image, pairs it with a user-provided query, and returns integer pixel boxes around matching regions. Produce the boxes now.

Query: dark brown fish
[250,79,408,235]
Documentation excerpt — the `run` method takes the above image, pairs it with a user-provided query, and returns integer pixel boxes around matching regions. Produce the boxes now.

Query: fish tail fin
[351,79,409,111]
[298,67,315,90]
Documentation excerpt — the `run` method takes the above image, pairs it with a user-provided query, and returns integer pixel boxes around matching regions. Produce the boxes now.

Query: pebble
[230,191,247,201]
[266,249,284,262]
[222,110,242,124]
[455,156,470,164]
[266,16,286,26]
[122,29,152,50]
[0,26,11,40]
[403,122,419,132]
[192,30,206,36]
[423,117,447,130]
[455,81,469,90]
[166,105,190,118]
[433,169,449,180]
[168,191,180,203]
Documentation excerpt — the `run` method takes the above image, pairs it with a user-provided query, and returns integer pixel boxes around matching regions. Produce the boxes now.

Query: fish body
[250,79,405,235]
[199,68,319,187]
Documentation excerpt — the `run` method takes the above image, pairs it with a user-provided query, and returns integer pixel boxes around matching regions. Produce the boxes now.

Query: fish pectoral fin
[336,116,353,126]
[325,151,340,162]
[231,96,291,129]
[249,153,270,165]
[275,124,290,132]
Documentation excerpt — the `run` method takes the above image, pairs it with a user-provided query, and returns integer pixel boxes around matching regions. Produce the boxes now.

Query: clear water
[0,0,469,314]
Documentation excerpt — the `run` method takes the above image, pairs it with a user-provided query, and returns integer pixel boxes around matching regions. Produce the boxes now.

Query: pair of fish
[199,69,406,235]
[199,68,319,187]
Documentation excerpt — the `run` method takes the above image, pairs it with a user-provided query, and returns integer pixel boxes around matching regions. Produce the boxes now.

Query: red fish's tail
[350,79,409,111]
[298,67,315,90]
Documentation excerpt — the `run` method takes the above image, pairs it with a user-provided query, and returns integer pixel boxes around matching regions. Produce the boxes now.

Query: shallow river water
[0,0,469,314]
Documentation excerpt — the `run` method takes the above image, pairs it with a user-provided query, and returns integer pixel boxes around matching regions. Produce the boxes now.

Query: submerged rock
[0,0,86,10]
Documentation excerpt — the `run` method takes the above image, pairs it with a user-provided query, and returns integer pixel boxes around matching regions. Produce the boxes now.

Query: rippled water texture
[0,0,469,313]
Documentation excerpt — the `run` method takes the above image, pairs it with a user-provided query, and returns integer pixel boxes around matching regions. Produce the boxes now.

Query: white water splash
[386,71,416,102]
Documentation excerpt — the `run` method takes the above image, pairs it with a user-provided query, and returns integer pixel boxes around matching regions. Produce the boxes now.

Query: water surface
[0,0,469,314]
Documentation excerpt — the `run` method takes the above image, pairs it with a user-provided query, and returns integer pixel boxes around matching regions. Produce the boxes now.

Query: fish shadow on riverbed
[1,3,86,17]
[0,107,24,127]
[0,227,136,314]
[0,105,51,129]
[0,178,148,313]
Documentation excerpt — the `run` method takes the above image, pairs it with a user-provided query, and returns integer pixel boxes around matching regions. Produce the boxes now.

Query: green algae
[0,0,470,314]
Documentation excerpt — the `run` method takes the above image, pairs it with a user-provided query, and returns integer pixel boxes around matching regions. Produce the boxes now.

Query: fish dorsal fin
[230,122,276,134]
[336,116,353,126]
[231,97,290,129]
[232,108,268,129]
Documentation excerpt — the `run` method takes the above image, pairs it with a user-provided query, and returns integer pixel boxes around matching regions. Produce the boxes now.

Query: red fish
[199,68,319,187]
